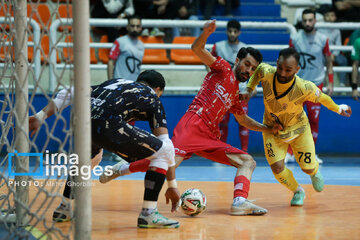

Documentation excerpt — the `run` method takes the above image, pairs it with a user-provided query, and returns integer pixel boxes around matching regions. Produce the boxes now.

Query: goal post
[0,1,91,239]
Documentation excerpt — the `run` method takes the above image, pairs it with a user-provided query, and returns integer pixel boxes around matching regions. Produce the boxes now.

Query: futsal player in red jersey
[101,20,282,215]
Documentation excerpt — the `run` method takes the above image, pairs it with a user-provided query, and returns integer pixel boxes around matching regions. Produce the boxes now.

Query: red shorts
[172,112,247,166]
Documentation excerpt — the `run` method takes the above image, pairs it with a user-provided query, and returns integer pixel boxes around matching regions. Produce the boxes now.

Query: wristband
[351,83,358,90]
[35,110,47,121]
[337,104,349,114]
[167,179,177,188]
[328,73,334,84]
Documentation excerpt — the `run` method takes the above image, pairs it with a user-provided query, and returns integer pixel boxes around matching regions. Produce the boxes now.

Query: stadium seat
[62,35,98,64]
[28,34,61,64]
[0,4,13,31]
[170,36,202,65]
[27,3,51,31]
[52,0,72,2]
[139,36,170,64]
[57,4,72,32]
[28,0,48,2]
[0,34,14,62]
[98,35,110,64]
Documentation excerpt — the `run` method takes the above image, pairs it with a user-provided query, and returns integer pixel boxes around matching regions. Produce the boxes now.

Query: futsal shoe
[284,153,296,163]
[230,200,268,216]
[137,210,180,229]
[290,190,306,206]
[53,203,72,222]
[99,159,129,184]
[310,171,324,192]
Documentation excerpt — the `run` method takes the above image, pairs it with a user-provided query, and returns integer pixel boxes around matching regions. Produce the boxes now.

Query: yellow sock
[274,167,299,192]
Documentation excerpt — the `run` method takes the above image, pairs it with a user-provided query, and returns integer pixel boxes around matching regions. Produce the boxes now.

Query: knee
[302,168,315,175]
[271,161,285,174]
[242,154,256,170]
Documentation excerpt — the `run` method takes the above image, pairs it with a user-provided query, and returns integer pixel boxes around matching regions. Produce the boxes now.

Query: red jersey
[187,57,245,137]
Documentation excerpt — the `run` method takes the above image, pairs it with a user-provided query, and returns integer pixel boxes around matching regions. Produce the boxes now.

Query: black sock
[63,175,75,199]
[143,170,166,202]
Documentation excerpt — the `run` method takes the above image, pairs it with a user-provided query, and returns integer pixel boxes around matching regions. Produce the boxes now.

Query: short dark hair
[227,20,241,31]
[323,6,336,14]
[302,8,316,18]
[279,48,300,64]
[136,70,165,90]
[127,15,141,23]
[236,47,263,64]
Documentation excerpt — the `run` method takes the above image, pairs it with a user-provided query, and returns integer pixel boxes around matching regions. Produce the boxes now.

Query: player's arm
[234,113,282,135]
[239,64,263,101]
[191,19,217,67]
[107,59,115,79]
[352,60,359,101]
[324,39,334,96]
[29,88,73,137]
[317,92,352,117]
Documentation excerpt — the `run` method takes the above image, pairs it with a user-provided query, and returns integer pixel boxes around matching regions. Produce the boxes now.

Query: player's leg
[92,120,179,228]
[219,112,231,143]
[292,124,324,192]
[196,142,267,215]
[304,100,323,163]
[239,102,249,152]
[53,148,104,222]
[262,132,305,206]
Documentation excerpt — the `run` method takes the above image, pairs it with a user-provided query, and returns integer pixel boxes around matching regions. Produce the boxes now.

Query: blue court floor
[99,155,360,186]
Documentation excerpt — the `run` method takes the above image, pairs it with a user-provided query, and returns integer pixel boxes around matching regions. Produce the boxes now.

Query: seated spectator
[134,0,178,37]
[318,6,349,86]
[173,0,201,37]
[332,0,360,40]
[91,0,135,42]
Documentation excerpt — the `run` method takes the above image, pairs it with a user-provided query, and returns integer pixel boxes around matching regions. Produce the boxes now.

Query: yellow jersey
[248,63,339,141]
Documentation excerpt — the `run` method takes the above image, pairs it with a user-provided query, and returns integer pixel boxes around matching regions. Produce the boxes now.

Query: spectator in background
[91,0,135,42]
[202,0,239,19]
[173,0,201,37]
[108,15,144,81]
[351,37,360,100]
[210,20,250,152]
[134,0,178,37]
[318,6,349,87]
[332,0,360,40]
[332,0,360,22]
[288,9,334,164]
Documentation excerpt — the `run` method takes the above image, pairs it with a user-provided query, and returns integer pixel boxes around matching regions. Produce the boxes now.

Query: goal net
[0,1,88,239]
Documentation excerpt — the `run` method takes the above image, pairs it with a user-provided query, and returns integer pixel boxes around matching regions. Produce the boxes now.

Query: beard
[129,31,140,38]
[303,25,314,33]
[277,73,295,84]
[235,69,249,82]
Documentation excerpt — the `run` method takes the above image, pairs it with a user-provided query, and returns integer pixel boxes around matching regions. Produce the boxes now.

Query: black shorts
[91,119,163,162]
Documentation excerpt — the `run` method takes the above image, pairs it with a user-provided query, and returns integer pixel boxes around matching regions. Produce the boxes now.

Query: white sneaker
[230,199,268,216]
[151,27,165,37]
[99,160,129,184]
[137,209,179,228]
[141,29,149,37]
[53,203,72,222]
[284,153,296,163]
[316,154,323,164]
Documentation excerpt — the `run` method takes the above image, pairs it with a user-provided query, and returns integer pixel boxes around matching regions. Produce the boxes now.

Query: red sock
[287,145,293,155]
[234,175,250,199]
[129,159,151,173]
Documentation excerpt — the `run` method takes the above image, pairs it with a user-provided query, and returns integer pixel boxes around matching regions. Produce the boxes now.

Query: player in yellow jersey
[241,48,352,206]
